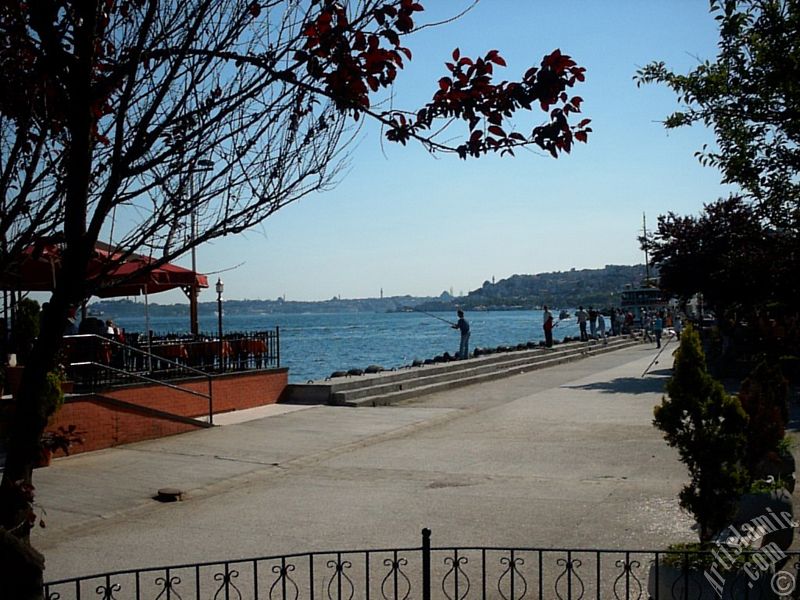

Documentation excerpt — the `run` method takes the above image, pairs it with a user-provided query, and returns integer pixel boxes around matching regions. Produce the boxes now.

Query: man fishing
[452,310,470,359]
[542,305,554,348]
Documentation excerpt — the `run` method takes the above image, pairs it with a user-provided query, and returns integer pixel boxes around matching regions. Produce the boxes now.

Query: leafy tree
[654,324,749,542]
[636,1,800,356]
[739,360,789,469]
[644,196,777,316]
[0,0,591,595]
[635,0,800,229]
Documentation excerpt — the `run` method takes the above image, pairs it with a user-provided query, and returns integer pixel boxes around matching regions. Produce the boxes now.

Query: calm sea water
[112,310,580,383]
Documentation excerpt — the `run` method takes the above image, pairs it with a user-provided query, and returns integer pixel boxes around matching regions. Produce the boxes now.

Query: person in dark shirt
[452,310,470,359]
[542,305,554,348]
[588,306,598,339]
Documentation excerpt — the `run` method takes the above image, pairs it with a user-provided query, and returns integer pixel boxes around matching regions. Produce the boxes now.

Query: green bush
[738,359,789,473]
[12,297,40,364]
[654,323,749,542]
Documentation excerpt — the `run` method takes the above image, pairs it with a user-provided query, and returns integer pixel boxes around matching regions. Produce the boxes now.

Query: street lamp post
[216,278,224,371]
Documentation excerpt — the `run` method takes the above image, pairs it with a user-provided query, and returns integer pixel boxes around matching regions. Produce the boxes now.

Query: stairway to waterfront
[282,335,643,407]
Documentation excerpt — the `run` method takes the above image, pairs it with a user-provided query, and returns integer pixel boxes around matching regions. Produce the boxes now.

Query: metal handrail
[63,334,214,424]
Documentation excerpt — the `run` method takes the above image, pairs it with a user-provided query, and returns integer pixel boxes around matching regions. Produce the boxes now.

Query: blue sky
[167,1,734,303]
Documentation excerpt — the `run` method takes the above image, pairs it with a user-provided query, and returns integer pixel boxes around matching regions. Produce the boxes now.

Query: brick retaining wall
[47,369,288,455]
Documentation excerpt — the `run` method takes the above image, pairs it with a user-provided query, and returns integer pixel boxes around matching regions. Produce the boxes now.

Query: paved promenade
[34,343,696,582]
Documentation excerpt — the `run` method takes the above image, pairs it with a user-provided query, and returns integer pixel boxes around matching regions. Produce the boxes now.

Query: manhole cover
[154,487,183,502]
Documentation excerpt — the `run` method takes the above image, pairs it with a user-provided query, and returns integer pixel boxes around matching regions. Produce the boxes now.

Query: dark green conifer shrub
[654,323,749,542]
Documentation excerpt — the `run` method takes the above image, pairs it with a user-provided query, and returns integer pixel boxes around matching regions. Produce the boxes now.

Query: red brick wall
[47,369,288,455]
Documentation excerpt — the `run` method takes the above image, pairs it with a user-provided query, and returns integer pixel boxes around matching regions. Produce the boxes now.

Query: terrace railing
[147,329,280,372]
[43,529,794,599]
[63,334,214,423]
[62,328,280,391]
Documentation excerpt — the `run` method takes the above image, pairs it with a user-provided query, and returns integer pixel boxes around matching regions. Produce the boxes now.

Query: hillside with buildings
[88,264,649,316]
[414,264,650,311]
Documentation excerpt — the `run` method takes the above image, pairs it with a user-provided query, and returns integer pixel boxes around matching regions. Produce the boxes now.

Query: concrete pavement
[33,343,698,582]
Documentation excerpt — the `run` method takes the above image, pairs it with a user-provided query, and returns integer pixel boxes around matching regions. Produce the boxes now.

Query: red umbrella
[1,240,208,298]
[0,242,63,291]
[91,256,209,298]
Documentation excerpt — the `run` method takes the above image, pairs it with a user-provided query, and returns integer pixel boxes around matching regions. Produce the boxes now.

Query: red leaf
[486,50,506,67]
[438,77,452,91]
[488,125,506,137]
[248,1,261,17]
[575,131,588,143]
[452,48,460,61]
[469,130,483,142]
[577,118,591,128]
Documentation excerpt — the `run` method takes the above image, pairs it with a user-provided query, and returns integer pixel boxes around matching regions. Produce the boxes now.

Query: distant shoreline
[88,263,648,318]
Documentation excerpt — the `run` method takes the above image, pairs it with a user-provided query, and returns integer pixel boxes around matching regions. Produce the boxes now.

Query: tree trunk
[0,292,76,597]
[0,4,99,593]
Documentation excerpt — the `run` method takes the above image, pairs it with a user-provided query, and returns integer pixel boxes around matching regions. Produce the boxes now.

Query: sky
[157,1,735,304]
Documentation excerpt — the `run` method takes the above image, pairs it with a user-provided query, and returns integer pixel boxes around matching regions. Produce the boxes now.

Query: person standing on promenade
[673,312,683,340]
[642,309,653,343]
[542,305,554,348]
[617,309,626,335]
[576,306,588,341]
[653,311,664,348]
[588,306,598,340]
[452,310,470,359]
[597,311,607,345]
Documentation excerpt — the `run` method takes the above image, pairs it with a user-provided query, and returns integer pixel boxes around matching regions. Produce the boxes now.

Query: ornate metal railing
[62,329,280,392]
[43,529,795,599]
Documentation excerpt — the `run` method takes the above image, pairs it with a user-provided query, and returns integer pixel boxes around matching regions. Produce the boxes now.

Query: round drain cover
[155,487,183,502]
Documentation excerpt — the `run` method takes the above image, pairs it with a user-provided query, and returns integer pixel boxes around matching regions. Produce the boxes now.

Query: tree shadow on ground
[563,374,670,396]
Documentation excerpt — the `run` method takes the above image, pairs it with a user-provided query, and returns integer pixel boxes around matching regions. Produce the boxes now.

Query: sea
[112,310,580,383]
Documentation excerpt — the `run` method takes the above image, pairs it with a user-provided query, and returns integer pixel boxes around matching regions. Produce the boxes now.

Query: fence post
[208,375,214,425]
[422,528,431,600]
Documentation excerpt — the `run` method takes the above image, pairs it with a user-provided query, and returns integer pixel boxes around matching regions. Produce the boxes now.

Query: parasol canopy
[0,239,208,298]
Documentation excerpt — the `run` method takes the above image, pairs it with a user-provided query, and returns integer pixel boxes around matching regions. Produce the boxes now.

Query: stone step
[330,342,606,403]
[282,336,640,405]
[334,337,641,407]
[279,336,640,406]
[320,343,558,391]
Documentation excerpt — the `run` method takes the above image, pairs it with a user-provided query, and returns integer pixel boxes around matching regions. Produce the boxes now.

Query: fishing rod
[413,308,457,326]
[642,331,675,377]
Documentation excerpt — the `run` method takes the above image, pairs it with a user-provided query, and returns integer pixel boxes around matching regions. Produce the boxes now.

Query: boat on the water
[620,285,668,325]
[558,310,570,320]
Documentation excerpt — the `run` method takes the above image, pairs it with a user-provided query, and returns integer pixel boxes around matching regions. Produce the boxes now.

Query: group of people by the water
[449,305,684,359]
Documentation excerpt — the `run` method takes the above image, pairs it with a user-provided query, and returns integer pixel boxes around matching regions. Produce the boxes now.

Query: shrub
[654,324,749,542]
[12,297,40,364]
[738,359,789,473]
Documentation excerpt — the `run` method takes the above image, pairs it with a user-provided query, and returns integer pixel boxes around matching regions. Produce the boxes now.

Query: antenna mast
[643,212,651,283]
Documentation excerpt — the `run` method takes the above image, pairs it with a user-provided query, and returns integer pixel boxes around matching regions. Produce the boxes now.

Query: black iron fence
[43,529,795,599]
[62,329,280,392]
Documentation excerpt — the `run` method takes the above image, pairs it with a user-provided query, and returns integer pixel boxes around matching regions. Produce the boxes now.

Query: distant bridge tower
[380,287,383,299]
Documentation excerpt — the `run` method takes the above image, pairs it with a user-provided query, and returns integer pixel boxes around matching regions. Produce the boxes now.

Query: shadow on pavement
[563,375,669,396]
